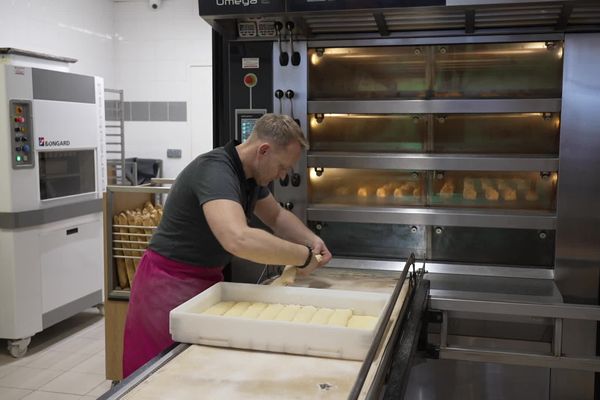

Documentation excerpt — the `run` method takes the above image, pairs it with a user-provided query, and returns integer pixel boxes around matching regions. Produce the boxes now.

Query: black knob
[279,52,289,66]
[14,136,20,142]
[21,137,28,142]
[291,52,301,66]
[274,89,284,99]
[286,21,301,66]
[15,146,22,152]
[291,173,301,187]
[279,174,289,187]
[285,89,295,99]
[284,202,294,211]
[275,21,288,67]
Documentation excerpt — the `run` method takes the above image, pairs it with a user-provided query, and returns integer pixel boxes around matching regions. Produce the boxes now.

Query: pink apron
[122,249,223,378]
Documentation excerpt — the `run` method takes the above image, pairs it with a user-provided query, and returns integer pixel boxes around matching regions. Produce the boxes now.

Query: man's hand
[310,237,332,266]
[296,252,322,276]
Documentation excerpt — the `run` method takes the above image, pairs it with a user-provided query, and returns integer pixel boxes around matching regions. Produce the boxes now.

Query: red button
[14,117,25,123]
[243,73,257,88]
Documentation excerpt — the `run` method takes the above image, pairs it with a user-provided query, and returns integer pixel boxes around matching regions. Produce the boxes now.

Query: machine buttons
[243,73,258,88]
[291,173,301,187]
[257,21,276,37]
[9,100,34,169]
[238,21,257,38]
[279,174,289,187]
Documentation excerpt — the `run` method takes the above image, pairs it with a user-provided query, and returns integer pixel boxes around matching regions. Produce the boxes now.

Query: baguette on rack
[112,215,129,289]
[118,212,136,287]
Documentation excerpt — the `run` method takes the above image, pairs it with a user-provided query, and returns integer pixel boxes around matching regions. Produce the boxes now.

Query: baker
[122,113,332,378]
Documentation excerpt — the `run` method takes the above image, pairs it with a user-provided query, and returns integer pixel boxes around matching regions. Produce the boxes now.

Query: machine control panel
[9,100,34,169]
[235,109,266,143]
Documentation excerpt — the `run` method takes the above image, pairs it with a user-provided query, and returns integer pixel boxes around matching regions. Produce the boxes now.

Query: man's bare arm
[203,199,313,267]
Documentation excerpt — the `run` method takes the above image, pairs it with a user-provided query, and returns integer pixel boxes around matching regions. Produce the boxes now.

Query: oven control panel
[9,100,34,169]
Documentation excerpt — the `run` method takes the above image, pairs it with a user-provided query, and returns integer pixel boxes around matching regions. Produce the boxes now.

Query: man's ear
[258,143,270,156]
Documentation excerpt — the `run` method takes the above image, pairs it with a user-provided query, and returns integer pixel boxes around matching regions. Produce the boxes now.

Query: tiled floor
[0,309,112,400]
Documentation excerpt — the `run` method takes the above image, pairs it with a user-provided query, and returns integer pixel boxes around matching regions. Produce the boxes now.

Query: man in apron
[122,114,331,378]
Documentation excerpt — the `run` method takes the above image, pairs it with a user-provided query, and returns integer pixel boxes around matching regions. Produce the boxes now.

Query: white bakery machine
[0,48,106,357]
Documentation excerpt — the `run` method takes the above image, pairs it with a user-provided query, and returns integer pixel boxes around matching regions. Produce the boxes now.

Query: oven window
[308,113,426,153]
[309,168,425,207]
[39,150,96,200]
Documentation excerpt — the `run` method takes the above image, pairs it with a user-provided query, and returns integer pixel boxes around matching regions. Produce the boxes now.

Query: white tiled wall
[0,0,115,86]
[114,0,214,178]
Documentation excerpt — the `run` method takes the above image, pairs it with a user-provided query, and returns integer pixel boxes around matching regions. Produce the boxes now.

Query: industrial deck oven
[199,1,600,399]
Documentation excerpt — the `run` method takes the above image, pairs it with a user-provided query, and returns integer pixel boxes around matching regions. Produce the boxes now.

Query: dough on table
[271,265,297,287]
[241,302,267,319]
[275,305,301,321]
[309,308,335,325]
[257,303,285,320]
[327,309,352,327]
[347,315,378,330]
[203,301,235,315]
[292,306,317,323]
[223,301,251,317]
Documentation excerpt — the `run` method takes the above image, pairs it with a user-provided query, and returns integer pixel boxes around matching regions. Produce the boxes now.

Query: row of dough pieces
[440,178,539,201]
[336,182,420,198]
[202,301,378,330]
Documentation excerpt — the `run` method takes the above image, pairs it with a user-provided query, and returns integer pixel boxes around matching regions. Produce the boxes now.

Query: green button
[16,155,22,162]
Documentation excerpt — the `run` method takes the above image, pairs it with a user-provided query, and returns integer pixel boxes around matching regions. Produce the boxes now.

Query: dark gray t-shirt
[149,141,270,266]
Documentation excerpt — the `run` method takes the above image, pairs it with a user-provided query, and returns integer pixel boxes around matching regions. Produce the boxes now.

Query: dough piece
[484,187,499,201]
[439,182,455,198]
[335,186,351,196]
[271,255,322,287]
[275,305,301,321]
[480,179,493,190]
[203,301,235,316]
[327,309,353,327]
[293,306,318,323]
[271,265,296,287]
[309,308,335,325]
[357,187,369,197]
[525,190,539,201]
[257,303,285,320]
[376,186,390,198]
[347,315,378,330]
[241,302,268,319]
[223,301,251,317]
[463,186,477,200]
[496,179,509,191]
[393,187,405,198]
[394,182,415,198]
[502,188,517,201]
